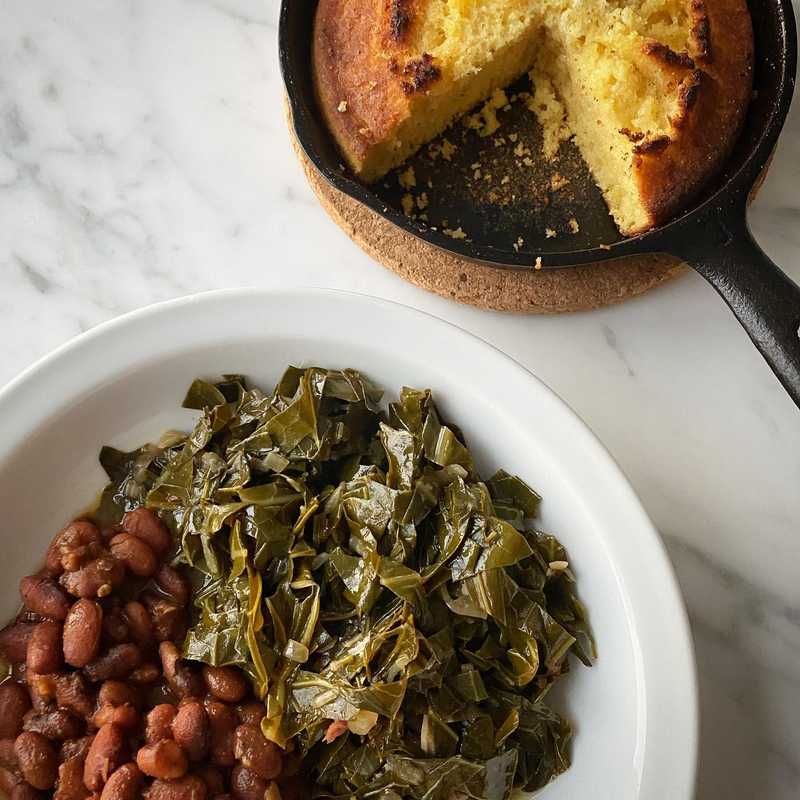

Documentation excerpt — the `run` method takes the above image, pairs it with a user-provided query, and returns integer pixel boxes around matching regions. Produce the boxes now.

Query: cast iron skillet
[280,0,800,408]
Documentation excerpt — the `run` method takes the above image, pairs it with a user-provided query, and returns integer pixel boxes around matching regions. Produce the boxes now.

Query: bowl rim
[0,287,698,797]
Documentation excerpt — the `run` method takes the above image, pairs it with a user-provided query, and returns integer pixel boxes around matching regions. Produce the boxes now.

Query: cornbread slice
[312,0,753,235]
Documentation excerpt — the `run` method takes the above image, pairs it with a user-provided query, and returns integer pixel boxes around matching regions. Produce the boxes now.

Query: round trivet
[290,130,687,314]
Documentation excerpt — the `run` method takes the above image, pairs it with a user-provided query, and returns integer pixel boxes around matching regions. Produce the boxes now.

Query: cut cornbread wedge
[312,0,753,235]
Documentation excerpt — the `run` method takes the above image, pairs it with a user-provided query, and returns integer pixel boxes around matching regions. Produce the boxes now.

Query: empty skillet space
[370,74,622,256]
[0,290,695,798]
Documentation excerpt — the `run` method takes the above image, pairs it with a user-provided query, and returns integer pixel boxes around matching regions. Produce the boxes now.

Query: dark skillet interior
[280,0,796,269]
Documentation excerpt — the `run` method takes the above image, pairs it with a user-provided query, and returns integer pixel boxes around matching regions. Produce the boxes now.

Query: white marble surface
[0,1,798,796]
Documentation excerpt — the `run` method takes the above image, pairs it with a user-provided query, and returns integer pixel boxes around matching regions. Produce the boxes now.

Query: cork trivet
[290,127,687,314]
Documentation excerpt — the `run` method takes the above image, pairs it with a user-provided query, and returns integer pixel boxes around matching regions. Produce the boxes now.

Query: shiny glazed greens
[95,366,594,799]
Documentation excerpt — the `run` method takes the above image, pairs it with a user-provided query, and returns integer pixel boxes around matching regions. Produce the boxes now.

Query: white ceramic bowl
[0,288,696,799]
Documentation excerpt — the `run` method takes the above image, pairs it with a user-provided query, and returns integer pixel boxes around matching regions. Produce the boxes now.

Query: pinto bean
[0,737,18,771]
[23,709,84,742]
[27,620,62,675]
[26,672,57,712]
[26,676,55,714]
[136,739,188,780]
[84,644,141,682]
[54,745,91,800]
[122,602,154,651]
[145,705,177,745]
[159,643,203,699]
[171,701,209,762]
[63,600,102,668]
[0,683,32,738]
[101,607,129,646]
[84,724,127,791]
[202,666,247,704]
[145,775,208,800]
[120,509,171,557]
[129,663,160,684]
[0,765,18,796]
[96,683,137,711]
[0,624,36,664]
[194,765,224,795]
[110,534,158,578]
[20,576,71,621]
[158,642,180,681]
[46,522,102,577]
[15,731,58,789]
[145,596,187,644]
[100,762,142,800]
[54,673,95,719]
[154,566,190,607]
[60,556,124,599]
[233,725,282,780]
[204,700,236,767]
[10,783,46,800]
[59,736,93,762]
[230,764,268,800]
[235,704,264,727]
[92,705,139,731]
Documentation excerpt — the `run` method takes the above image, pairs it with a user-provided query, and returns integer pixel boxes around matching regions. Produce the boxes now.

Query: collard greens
[97,366,594,799]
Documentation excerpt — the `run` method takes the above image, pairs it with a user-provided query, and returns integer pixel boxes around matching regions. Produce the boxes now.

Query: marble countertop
[1,1,798,796]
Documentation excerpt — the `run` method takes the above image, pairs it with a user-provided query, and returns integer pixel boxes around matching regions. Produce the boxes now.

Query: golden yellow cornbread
[312,0,753,235]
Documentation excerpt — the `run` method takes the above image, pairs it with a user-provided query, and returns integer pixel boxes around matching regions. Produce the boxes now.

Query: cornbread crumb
[401,193,415,216]
[550,172,570,191]
[416,192,429,210]
[398,166,416,189]
[568,217,580,233]
[528,70,571,159]
[545,228,557,239]
[444,227,467,239]
[463,88,509,137]
[534,257,543,270]
[440,139,457,160]
[337,100,348,112]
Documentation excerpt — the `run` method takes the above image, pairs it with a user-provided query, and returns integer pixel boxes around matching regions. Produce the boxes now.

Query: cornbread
[312,0,753,234]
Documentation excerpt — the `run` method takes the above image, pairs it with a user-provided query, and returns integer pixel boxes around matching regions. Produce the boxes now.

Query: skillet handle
[677,209,800,408]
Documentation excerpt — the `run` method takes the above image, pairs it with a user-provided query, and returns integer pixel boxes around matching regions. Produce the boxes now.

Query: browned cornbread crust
[312,0,420,175]
[312,0,753,235]
[632,0,753,228]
